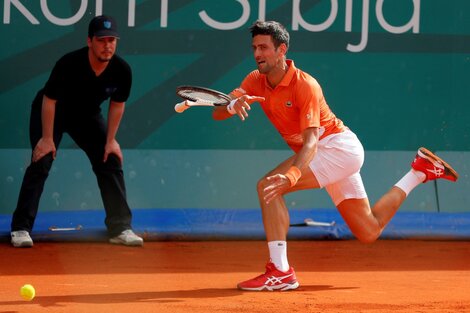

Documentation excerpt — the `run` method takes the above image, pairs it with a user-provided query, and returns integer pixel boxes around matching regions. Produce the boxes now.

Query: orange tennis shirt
[231,60,345,153]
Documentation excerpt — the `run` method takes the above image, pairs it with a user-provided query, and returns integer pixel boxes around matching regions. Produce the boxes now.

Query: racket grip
[174,101,189,113]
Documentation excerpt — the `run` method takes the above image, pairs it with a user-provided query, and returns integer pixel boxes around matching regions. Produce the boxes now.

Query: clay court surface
[0,240,469,313]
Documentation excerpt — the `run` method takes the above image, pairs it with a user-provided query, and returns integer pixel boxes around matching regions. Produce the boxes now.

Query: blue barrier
[1,208,470,242]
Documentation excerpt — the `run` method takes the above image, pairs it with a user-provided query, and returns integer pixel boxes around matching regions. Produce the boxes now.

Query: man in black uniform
[10,15,143,247]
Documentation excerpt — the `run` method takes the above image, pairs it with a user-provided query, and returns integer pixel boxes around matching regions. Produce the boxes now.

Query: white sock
[394,169,426,196]
[268,241,289,272]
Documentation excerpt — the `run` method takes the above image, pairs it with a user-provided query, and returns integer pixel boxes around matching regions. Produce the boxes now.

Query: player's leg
[11,93,64,247]
[336,147,458,243]
[238,129,366,290]
[238,156,319,291]
[257,155,321,242]
[67,114,142,246]
[333,179,406,243]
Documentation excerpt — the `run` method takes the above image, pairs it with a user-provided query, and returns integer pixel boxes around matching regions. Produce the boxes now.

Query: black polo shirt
[42,47,132,117]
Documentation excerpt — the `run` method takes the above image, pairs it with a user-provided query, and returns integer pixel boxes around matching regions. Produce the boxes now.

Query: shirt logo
[105,87,117,96]
[306,113,311,120]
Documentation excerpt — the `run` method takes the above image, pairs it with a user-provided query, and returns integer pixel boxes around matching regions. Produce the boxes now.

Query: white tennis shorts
[309,129,368,206]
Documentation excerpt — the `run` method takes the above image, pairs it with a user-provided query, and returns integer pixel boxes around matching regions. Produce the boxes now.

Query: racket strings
[178,90,228,105]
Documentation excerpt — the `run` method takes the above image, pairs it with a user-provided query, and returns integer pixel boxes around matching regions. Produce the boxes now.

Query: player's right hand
[32,137,56,162]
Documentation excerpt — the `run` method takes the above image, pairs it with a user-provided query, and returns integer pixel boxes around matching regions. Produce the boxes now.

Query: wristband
[285,166,302,187]
[226,99,237,115]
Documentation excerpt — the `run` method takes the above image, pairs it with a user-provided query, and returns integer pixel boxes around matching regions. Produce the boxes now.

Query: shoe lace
[121,229,134,235]
[14,231,30,237]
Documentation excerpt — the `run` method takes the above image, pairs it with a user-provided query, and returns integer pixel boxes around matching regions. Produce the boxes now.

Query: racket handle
[174,101,189,113]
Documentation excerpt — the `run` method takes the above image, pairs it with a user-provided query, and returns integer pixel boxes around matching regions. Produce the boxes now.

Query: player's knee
[256,176,268,198]
[354,228,381,244]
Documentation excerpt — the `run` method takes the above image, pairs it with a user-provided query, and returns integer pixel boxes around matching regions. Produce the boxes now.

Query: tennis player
[213,20,458,291]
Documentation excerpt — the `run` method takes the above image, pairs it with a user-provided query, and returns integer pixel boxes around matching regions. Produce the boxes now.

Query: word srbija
[3,0,420,53]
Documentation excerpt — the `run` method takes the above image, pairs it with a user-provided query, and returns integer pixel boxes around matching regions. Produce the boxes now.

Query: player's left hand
[232,95,265,121]
[104,139,123,164]
[263,174,291,203]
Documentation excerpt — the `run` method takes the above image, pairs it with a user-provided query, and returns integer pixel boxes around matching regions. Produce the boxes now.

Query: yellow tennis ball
[20,284,35,301]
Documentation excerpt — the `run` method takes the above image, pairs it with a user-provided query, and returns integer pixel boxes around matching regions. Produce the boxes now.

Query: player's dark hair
[249,20,289,50]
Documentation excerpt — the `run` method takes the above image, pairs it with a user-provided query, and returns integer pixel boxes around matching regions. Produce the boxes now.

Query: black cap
[88,15,120,39]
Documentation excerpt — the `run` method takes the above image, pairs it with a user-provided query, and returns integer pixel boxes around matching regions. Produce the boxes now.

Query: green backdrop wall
[1,0,469,216]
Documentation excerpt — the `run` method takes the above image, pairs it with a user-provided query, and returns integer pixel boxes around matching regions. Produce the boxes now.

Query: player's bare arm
[32,95,57,162]
[212,94,265,121]
[263,127,319,203]
[291,127,319,171]
[104,101,125,164]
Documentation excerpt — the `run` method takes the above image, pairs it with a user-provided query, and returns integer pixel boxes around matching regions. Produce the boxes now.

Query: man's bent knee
[354,227,381,244]
[256,176,268,198]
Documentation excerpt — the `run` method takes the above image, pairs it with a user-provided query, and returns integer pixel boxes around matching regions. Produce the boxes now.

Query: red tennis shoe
[411,147,458,183]
[237,262,299,291]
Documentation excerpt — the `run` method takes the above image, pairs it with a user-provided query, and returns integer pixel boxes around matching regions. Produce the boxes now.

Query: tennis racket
[174,85,231,113]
